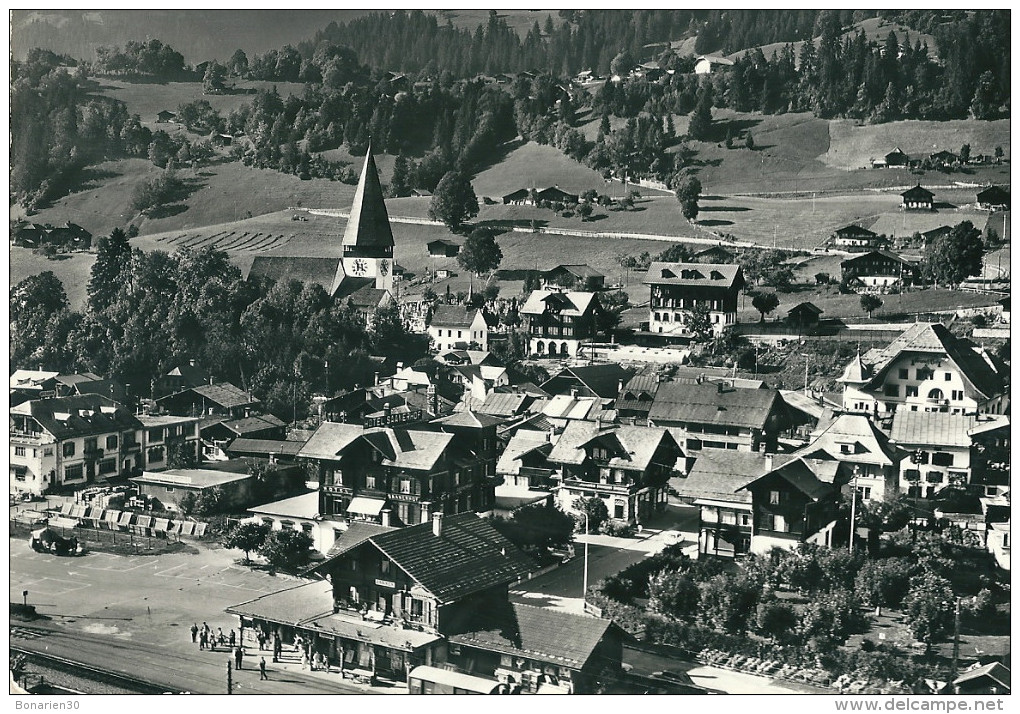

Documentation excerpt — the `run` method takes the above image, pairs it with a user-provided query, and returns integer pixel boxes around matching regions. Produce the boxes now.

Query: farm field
[439,9,557,36]
[737,287,1001,323]
[823,118,1010,170]
[9,248,96,311]
[94,79,307,125]
[10,159,355,240]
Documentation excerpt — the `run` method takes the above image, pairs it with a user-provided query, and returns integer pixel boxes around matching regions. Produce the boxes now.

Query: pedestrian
[259,657,268,680]
[257,630,266,651]
[190,623,198,643]
[300,650,309,670]
[217,627,225,646]
[229,629,236,648]
[199,629,207,650]
[273,635,282,663]
[202,622,209,637]
[234,646,244,670]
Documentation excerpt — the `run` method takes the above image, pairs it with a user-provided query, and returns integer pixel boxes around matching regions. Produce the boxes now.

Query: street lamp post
[581,511,590,608]
[801,353,811,395]
[848,466,859,553]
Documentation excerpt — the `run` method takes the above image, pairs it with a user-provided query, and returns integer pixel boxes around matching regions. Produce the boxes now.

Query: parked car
[29,527,84,556]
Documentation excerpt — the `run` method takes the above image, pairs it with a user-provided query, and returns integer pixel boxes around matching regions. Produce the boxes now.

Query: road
[9,537,383,694]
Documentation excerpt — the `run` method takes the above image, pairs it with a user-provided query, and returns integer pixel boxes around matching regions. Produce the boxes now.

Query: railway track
[12,644,182,694]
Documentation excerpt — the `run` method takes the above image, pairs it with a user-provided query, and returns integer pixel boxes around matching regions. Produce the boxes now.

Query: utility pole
[582,510,590,608]
[951,596,961,678]
[801,353,810,395]
[227,660,233,694]
[848,467,859,553]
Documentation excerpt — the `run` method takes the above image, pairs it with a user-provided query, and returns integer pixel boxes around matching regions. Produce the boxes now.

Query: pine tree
[87,227,132,314]
[688,82,714,141]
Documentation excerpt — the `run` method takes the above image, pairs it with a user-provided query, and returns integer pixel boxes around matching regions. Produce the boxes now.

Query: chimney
[617,378,624,395]
[189,359,196,367]
[381,508,391,528]
[432,512,444,538]
[397,362,404,371]
[548,426,556,443]
[383,402,392,419]
[570,387,579,398]
[244,407,251,418]
[595,413,603,431]
[374,371,380,386]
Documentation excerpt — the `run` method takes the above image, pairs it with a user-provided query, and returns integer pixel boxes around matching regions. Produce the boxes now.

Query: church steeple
[342,140,395,257]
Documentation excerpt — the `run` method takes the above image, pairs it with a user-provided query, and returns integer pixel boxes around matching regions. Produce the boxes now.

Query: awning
[346,497,386,516]
[408,666,501,693]
[48,516,79,529]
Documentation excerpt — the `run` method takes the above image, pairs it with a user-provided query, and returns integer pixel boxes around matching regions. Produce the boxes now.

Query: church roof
[342,144,395,250]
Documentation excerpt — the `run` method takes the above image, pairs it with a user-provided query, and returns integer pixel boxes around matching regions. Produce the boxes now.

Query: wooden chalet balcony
[562,476,636,495]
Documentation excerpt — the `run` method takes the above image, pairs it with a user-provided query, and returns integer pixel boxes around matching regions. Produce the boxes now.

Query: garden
[588,506,1008,694]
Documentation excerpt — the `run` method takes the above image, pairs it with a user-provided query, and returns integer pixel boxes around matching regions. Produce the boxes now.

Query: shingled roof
[245,256,343,295]
[342,143,395,251]
[643,262,743,289]
[190,382,260,410]
[309,512,535,604]
[547,421,680,472]
[796,413,905,466]
[672,451,793,504]
[448,601,616,670]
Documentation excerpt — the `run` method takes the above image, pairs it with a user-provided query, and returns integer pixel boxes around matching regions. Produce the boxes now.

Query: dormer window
[710,270,724,280]
[839,443,853,454]
[661,268,675,279]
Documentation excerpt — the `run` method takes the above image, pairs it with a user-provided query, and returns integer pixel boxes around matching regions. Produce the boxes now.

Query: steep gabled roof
[738,457,833,501]
[889,411,975,448]
[189,382,259,410]
[309,512,535,604]
[245,256,343,294]
[674,451,795,505]
[834,224,878,238]
[476,392,533,417]
[953,661,1011,690]
[496,431,553,475]
[520,290,597,316]
[841,250,915,268]
[541,363,635,399]
[432,410,505,429]
[797,413,904,466]
[297,422,366,459]
[341,144,394,250]
[547,421,680,472]
[448,601,616,670]
[901,184,934,200]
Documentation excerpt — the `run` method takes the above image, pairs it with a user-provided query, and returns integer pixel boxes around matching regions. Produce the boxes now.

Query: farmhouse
[840,250,919,292]
[692,245,736,263]
[929,150,958,167]
[694,55,734,75]
[901,184,935,211]
[786,302,823,328]
[156,110,177,123]
[502,188,531,205]
[977,185,1010,211]
[543,264,606,291]
[428,305,488,352]
[521,290,604,358]
[884,147,910,167]
[155,381,259,419]
[643,262,744,339]
[831,224,880,249]
[426,239,460,257]
[536,186,579,205]
[921,225,952,245]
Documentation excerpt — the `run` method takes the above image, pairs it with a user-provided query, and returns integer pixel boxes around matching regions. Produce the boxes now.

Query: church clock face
[379,259,389,276]
[351,258,368,276]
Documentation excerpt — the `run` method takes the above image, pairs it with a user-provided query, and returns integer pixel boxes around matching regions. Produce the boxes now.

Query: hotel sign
[375,579,396,588]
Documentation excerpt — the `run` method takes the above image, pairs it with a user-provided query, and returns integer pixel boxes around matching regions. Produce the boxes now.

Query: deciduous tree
[224,522,270,564]
[428,170,479,231]
[457,227,503,275]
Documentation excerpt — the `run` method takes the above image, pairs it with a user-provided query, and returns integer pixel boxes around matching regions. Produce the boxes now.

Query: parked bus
[407,665,506,694]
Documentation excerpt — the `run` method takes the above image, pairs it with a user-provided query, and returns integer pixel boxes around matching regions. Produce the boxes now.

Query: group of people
[191,622,268,681]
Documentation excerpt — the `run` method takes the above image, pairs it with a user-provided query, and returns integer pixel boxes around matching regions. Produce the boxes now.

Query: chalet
[738,456,844,554]
[536,186,579,205]
[10,395,143,496]
[435,349,501,368]
[475,391,536,419]
[575,69,596,83]
[831,224,880,249]
[543,264,606,291]
[496,430,555,491]
[446,363,509,401]
[929,150,958,167]
[840,250,919,292]
[540,395,615,428]
[692,245,736,264]
[921,225,952,245]
[49,222,93,249]
[786,302,823,329]
[70,377,130,406]
[502,189,531,205]
[977,185,1010,211]
[643,263,745,340]
[137,414,201,472]
[225,437,305,463]
[163,360,212,393]
[884,147,910,167]
[200,414,286,460]
[647,382,790,454]
[12,223,50,246]
[901,184,934,211]
[410,188,432,198]
[549,421,682,524]
[426,239,460,257]
[280,513,534,681]
[631,61,663,81]
[540,364,635,400]
[156,110,177,123]
[211,133,233,146]
[428,305,488,352]
[796,413,905,502]
[245,145,396,312]
[52,372,104,398]
[298,421,497,528]
[694,55,734,75]
[130,468,254,512]
[839,323,1009,417]
[154,381,259,419]
[889,411,981,498]
[950,662,1011,695]
[521,290,603,358]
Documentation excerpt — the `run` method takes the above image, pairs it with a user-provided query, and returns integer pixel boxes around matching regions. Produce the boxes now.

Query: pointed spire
[342,143,394,252]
